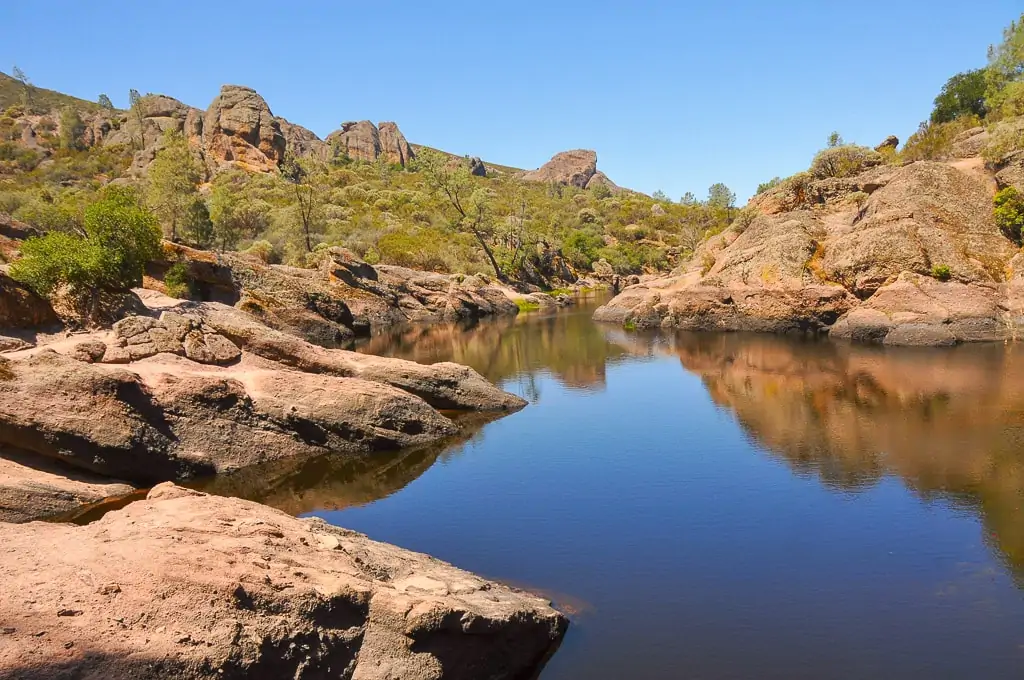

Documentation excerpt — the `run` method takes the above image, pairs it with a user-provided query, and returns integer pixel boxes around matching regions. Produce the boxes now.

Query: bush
[562,229,604,270]
[164,262,193,299]
[902,116,982,162]
[244,239,279,264]
[10,186,160,297]
[982,121,1024,164]
[809,145,882,178]
[931,70,988,124]
[755,177,782,194]
[994,187,1024,244]
[931,264,952,281]
[732,208,757,233]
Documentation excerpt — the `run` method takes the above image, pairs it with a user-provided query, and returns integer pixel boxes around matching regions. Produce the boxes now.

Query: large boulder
[327,120,381,163]
[0,484,568,680]
[0,349,458,485]
[278,117,330,161]
[522,149,598,188]
[0,272,58,329]
[202,85,286,172]
[378,121,415,166]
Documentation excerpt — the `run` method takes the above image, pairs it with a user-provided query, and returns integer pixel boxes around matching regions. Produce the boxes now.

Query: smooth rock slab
[0,484,568,680]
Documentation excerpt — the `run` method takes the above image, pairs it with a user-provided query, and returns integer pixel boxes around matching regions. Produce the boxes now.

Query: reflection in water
[631,331,1024,580]
[192,413,498,515]
[355,297,635,400]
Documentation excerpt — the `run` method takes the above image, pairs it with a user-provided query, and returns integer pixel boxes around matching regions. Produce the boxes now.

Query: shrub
[562,229,604,270]
[902,116,982,162]
[809,145,882,178]
[755,177,783,194]
[931,70,988,124]
[244,239,278,264]
[982,122,1024,164]
[164,262,193,299]
[994,187,1024,244]
[10,186,160,297]
[732,207,757,233]
[931,264,952,281]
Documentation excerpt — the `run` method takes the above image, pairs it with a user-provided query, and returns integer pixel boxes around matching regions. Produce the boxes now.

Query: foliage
[182,198,213,248]
[280,153,328,252]
[10,185,160,296]
[994,187,1024,244]
[810,144,881,178]
[756,177,782,194]
[985,14,1024,118]
[827,131,844,148]
[982,120,1024,163]
[244,240,279,264]
[146,130,202,240]
[931,264,952,281]
[732,207,757,233]
[931,70,988,123]
[900,115,982,162]
[58,106,84,151]
[97,94,114,110]
[514,298,540,313]
[562,229,605,270]
[706,183,736,210]
[164,262,193,299]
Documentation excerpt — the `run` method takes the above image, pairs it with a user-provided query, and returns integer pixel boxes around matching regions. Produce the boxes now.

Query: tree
[10,185,160,296]
[756,177,783,194]
[146,130,202,241]
[931,69,988,123]
[652,189,672,203]
[128,88,145,149]
[810,145,882,178]
[986,13,1024,115]
[280,153,327,252]
[209,184,269,252]
[12,65,32,111]
[680,191,698,206]
[97,94,114,110]
[58,107,84,151]
[182,198,213,248]
[827,131,844,148]
[995,186,1024,244]
[707,183,736,210]
[418,148,504,279]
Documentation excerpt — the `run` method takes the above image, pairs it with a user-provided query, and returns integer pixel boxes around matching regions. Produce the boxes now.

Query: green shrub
[244,239,279,264]
[514,298,540,313]
[732,207,757,233]
[931,264,952,281]
[994,187,1024,244]
[755,177,783,194]
[901,116,982,162]
[10,186,160,297]
[809,145,882,178]
[164,262,193,299]
[562,229,604,270]
[982,122,1024,164]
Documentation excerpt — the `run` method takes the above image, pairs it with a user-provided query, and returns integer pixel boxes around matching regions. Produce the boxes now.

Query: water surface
[208,299,1024,678]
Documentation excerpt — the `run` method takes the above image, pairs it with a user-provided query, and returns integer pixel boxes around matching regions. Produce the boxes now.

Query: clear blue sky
[2,1,1020,200]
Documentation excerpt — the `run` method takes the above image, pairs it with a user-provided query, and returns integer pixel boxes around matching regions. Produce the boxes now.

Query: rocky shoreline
[595,138,1024,346]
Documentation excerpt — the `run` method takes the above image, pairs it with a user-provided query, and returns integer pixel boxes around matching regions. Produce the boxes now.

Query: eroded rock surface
[596,158,1022,345]
[0,484,568,680]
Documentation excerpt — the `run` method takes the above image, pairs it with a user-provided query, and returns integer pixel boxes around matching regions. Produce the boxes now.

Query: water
[202,297,1024,678]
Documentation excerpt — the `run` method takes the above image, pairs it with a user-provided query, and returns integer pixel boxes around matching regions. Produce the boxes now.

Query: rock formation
[875,135,899,151]
[595,156,1024,346]
[278,116,330,161]
[468,156,487,177]
[202,85,287,173]
[0,272,57,329]
[522,149,598,188]
[326,120,416,167]
[0,483,568,679]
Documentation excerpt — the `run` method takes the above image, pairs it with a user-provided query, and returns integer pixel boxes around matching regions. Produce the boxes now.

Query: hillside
[0,71,108,113]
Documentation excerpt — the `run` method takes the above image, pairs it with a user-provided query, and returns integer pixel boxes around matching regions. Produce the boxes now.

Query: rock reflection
[632,332,1024,578]
[355,298,633,399]
[191,413,498,515]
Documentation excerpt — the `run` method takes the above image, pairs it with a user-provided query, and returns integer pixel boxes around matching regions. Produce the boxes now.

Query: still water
[205,298,1024,678]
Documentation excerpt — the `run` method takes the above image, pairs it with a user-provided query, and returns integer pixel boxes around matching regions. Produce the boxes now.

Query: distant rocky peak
[522,149,621,193]
[325,120,415,166]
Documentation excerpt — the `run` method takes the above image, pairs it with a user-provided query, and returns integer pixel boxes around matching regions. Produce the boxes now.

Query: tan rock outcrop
[0,484,568,679]
[378,121,415,166]
[202,85,286,172]
[522,149,598,188]
[278,116,330,161]
[596,159,1021,345]
[327,120,382,162]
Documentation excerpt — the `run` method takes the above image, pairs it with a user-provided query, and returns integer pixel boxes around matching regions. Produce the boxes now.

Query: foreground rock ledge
[0,484,568,680]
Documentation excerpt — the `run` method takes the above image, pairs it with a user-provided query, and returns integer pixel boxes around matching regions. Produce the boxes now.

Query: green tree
[146,130,202,241]
[58,106,84,151]
[10,186,160,296]
[652,189,672,203]
[97,93,114,110]
[995,186,1024,244]
[707,183,736,210]
[280,153,328,252]
[931,69,988,123]
[756,177,783,194]
[986,14,1024,115]
[182,198,213,248]
[827,131,844,148]
[12,65,32,110]
[128,88,145,149]
[680,191,698,206]
[418,147,504,279]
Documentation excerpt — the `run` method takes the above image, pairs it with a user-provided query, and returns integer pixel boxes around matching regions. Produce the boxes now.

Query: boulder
[0,350,458,484]
[829,273,1007,345]
[188,302,527,412]
[327,120,381,163]
[522,149,598,188]
[585,170,621,194]
[0,447,135,523]
[48,285,147,329]
[378,121,415,166]
[468,156,487,177]
[0,484,568,680]
[875,135,899,151]
[203,85,286,172]
[950,127,988,158]
[0,272,58,329]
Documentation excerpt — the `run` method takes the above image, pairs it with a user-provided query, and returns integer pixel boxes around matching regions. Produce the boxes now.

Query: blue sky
[2,1,1020,200]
